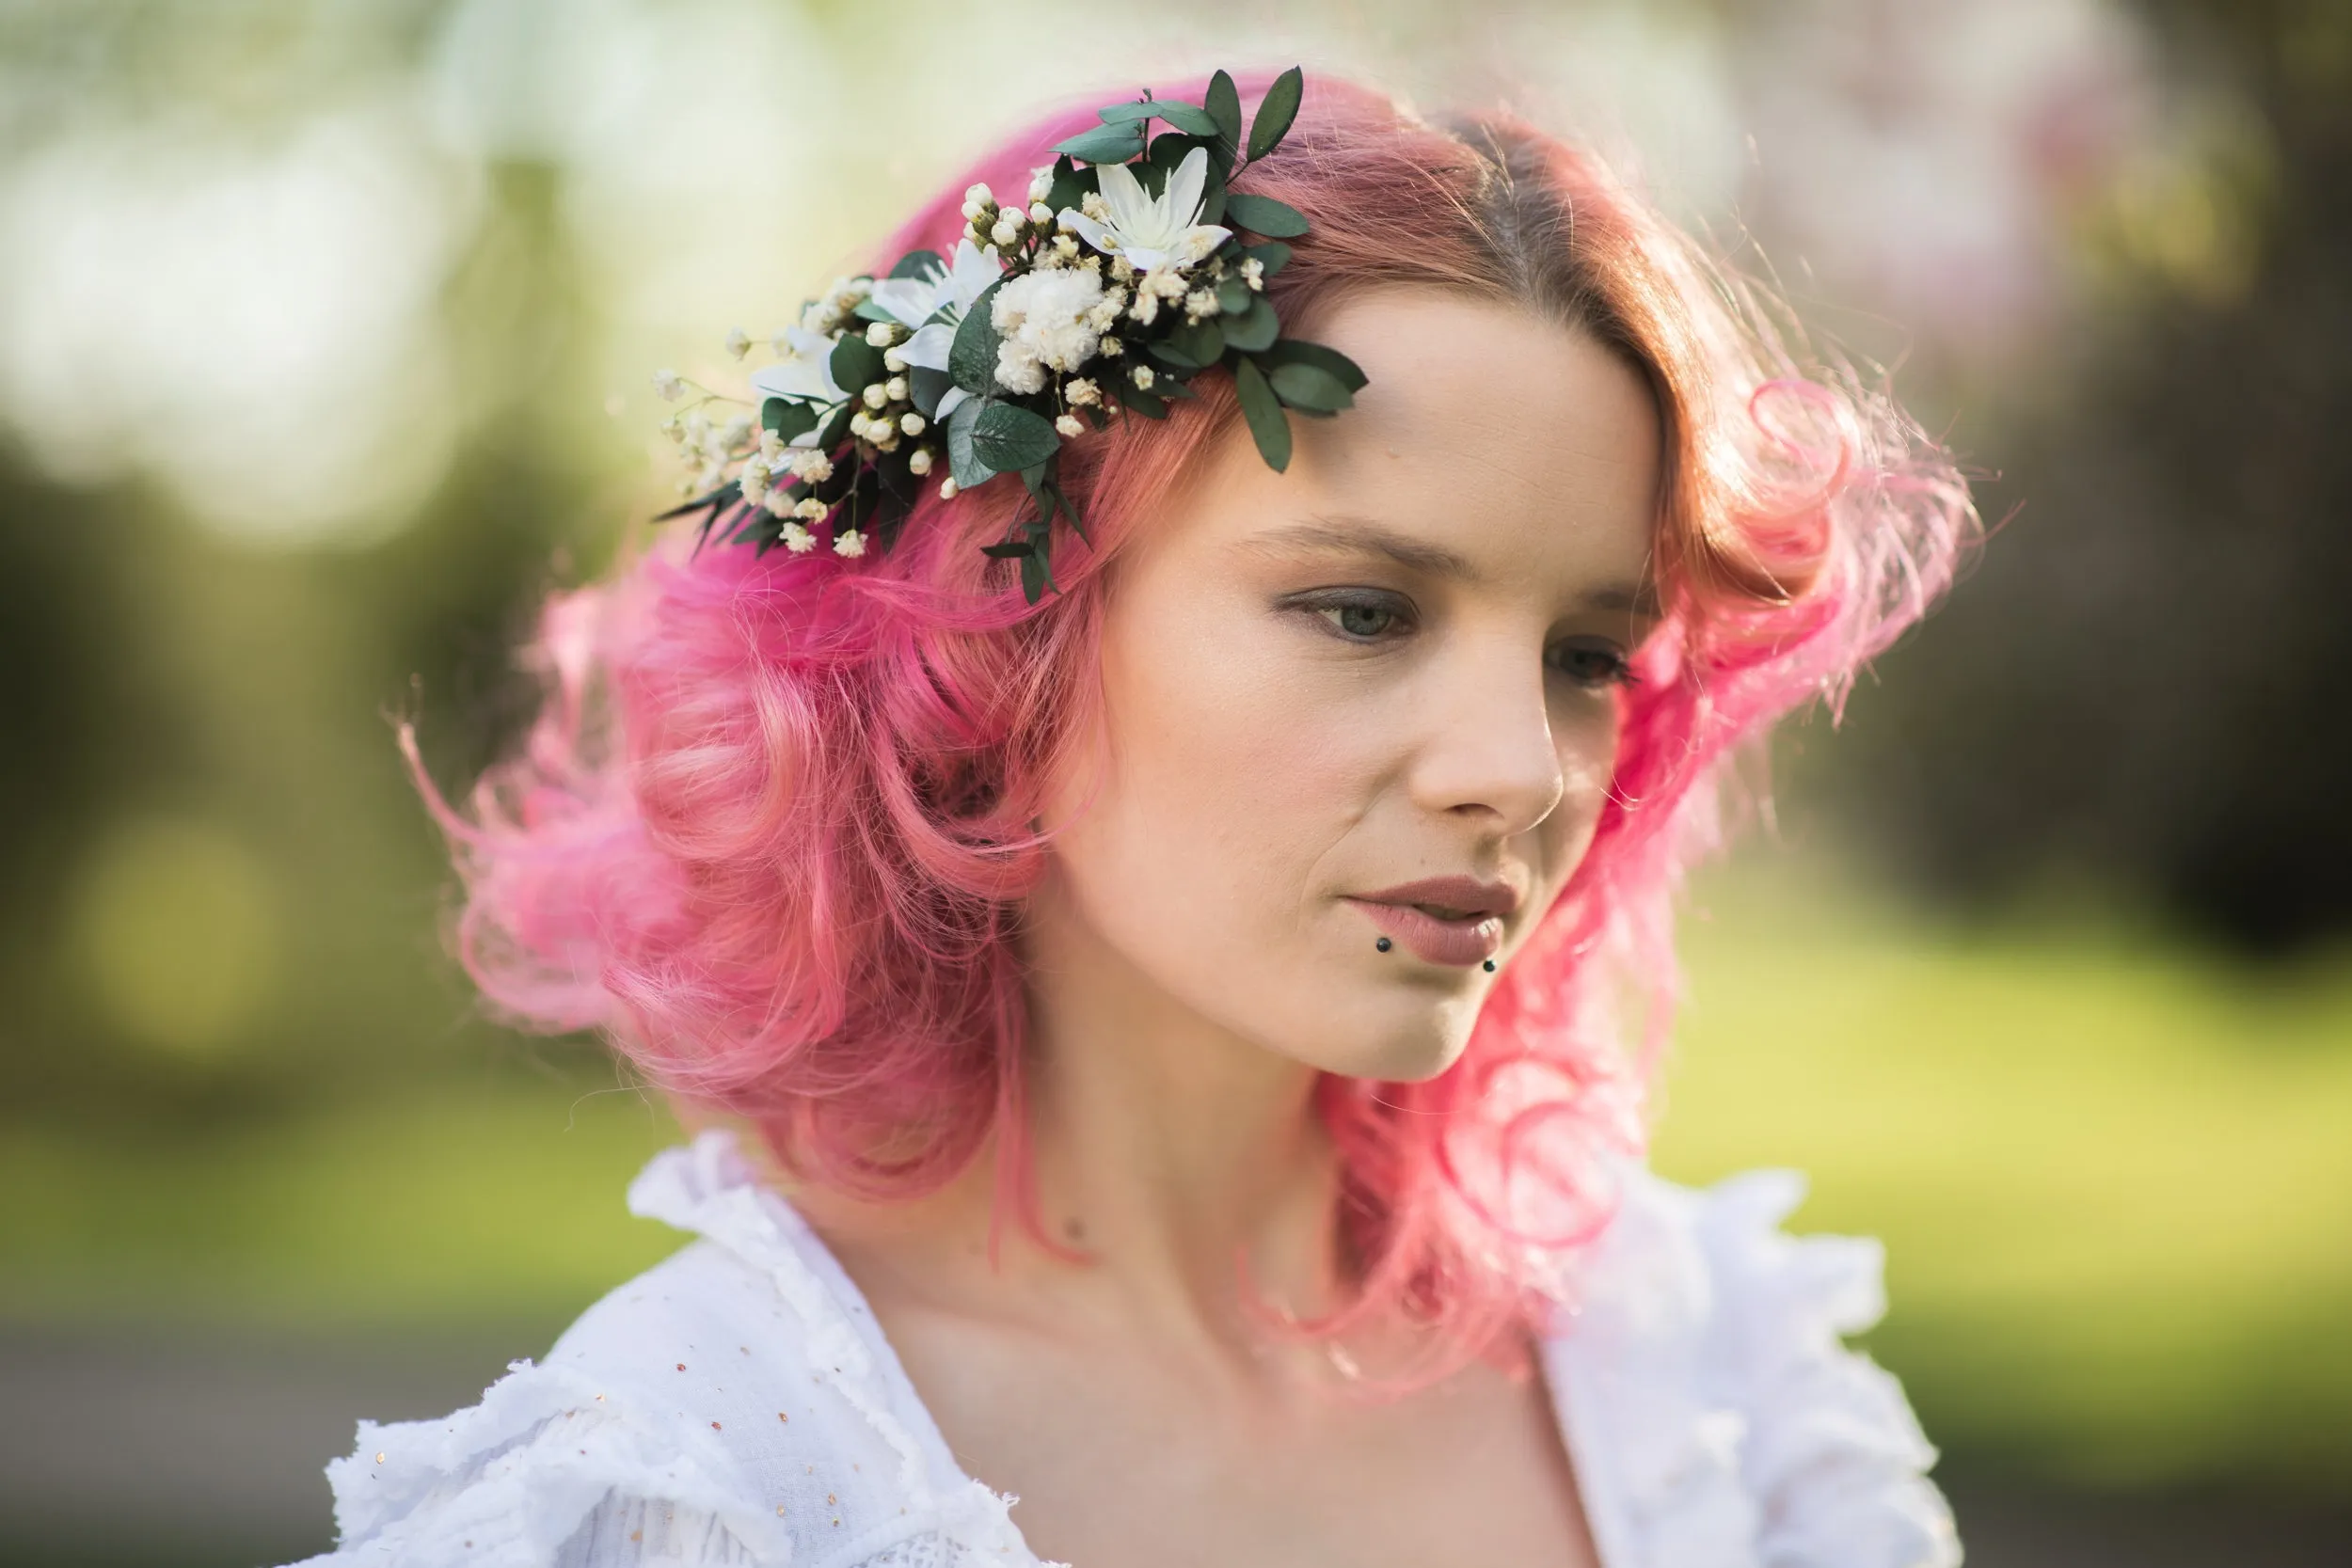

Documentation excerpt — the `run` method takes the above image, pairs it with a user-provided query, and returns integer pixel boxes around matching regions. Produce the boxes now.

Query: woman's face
[1036,287,1663,1084]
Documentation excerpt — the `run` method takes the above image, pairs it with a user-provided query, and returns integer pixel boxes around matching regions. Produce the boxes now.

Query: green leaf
[1232,356,1292,471]
[1167,318,1225,365]
[1222,294,1278,353]
[1019,546,1053,604]
[1199,158,1227,226]
[1149,131,1197,171]
[1242,240,1293,275]
[1223,192,1309,238]
[908,367,953,419]
[1147,340,1201,372]
[970,401,1061,473]
[1098,100,1163,124]
[1247,66,1304,162]
[947,277,1006,395]
[851,299,898,324]
[1054,121,1146,164]
[1267,361,1355,413]
[979,538,1034,560]
[946,398,992,488]
[816,400,855,451]
[1204,71,1243,151]
[1045,155,1088,216]
[1257,338,1369,391]
[1119,384,1169,420]
[887,248,944,280]
[762,398,818,443]
[1216,274,1252,315]
[1152,102,1222,137]
[830,335,884,397]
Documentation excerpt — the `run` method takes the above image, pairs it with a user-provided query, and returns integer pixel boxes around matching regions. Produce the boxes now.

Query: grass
[4,864,2347,1493]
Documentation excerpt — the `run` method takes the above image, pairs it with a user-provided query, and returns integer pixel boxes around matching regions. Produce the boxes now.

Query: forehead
[1158,288,1664,592]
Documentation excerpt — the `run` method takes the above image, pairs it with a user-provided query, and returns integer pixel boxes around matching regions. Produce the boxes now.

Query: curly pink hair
[407,71,1975,1375]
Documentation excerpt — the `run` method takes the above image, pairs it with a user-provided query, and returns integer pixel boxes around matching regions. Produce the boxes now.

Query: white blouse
[286,1130,1961,1568]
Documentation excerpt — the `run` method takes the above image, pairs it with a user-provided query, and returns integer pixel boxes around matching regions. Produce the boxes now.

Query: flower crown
[652,66,1366,602]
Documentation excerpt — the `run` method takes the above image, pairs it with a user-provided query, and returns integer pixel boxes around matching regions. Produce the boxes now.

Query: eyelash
[1291,591,1640,689]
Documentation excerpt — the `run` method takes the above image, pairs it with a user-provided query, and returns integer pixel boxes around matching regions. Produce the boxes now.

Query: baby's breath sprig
[657,65,1365,602]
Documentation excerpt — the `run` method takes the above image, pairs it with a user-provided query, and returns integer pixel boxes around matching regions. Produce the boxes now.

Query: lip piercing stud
[1375,937,1393,953]
[1483,958,1497,972]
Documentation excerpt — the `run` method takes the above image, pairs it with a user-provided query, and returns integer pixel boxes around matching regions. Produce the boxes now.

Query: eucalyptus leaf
[1256,338,1369,391]
[762,398,818,442]
[1222,295,1278,353]
[1168,318,1225,365]
[1204,71,1243,150]
[1147,340,1201,372]
[1266,361,1354,413]
[1151,103,1222,137]
[1223,192,1309,238]
[1097,100,1165,124]
[1199,160,1227,226]
[909,367,953,419]
[1053,121,1146,164]
[1216,275,1252,315]
[1242,240,1293,275]
[831,335,884,397]
[1045,155,1088,215]
[970,401,1062,473]
[1247,66,1303,162]
[946,398,992,488]
[947,277,1006,395]
[1120,385,1169,420]
[816,400,855,451]
[1148,131,1196,171]
[1232,356,1292,471]
[851,300,898,324]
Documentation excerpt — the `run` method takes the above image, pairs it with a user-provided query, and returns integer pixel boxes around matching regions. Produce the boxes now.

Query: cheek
[1532,697,1625,895]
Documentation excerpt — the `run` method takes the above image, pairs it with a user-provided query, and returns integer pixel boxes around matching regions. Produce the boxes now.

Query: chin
[1295,995,1479,1085]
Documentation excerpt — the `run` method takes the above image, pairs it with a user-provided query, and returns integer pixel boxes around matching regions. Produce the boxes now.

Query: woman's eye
[1549,641,1635,688]
[1305,595,1411,641]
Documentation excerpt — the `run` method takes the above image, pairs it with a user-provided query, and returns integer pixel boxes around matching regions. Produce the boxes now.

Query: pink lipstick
[1346,876,1520,968]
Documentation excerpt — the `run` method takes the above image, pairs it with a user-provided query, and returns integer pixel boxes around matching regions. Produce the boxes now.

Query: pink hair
[408,72,1975,1379]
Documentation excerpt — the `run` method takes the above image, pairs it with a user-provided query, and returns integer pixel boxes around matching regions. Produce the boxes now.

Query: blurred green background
[2,0,2348,1563]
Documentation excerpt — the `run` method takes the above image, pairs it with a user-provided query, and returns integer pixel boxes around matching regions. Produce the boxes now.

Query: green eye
[1327,602,1398,638]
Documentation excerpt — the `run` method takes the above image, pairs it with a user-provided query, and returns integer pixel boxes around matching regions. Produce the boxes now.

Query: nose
[1406,629,1569,837]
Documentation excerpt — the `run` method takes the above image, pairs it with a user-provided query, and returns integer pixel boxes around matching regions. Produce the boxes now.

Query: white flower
[1131,364,1155,389]
[1065,377,1100,407]
[788,449,834,483]
[1027,166,1055,203]
[720,414,753,449]
[866,321,898,347]
[833,528,867,558]
[938,477,960,500]
[1055,412,1085,437]
[991,267,1106,395]
[1099,335,1123,356]
[1058,148,1231,273]
[652,369,685,402]
[883,348,909,372]
[874,239,1003,424]
[884,375,908,402]
[1184,288,1217,322]
[1127,291,1159,326]
[781,522,817,552]
[862,383,889,410]
[1055,234,1081,261]
[1028,201,1053,224]
[989,215,1021,248]
[899,411,926,436]
[795,496,828,519]
[1241,256,1265,290]
[964,182,994,207]
[723,326,751,359]
[763,489,792,515]
[908,447,933,475]
[739,457,770,499]
[748,328,849,445]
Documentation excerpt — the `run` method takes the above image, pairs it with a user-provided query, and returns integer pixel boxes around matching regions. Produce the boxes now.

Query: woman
[295,68,1973,1568]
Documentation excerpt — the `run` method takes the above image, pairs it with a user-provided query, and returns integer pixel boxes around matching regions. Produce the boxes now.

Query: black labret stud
[1375,937,1393,953]
[1483,958,1497,973]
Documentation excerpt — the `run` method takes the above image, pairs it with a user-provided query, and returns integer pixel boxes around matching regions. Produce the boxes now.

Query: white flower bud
[908,447,933,475]
[964,182,994,208]
[1056,412,1085,437]
[866,321,898,347]
[1028,166,1055,203]
[1241,256,1265,290]
[884,375,908,402]
[862,383,889,410]
[883,348,909,372]
[990,216,1020,248]
[652,369,684,402]
[1028,201,1053,224]
[781,522,817,553]
[723,326,751,359]
[848,411,870,437]
[834,528,867,558]
[1131,364,1156,389]
[939,477,960,500]
[898,411,926,436]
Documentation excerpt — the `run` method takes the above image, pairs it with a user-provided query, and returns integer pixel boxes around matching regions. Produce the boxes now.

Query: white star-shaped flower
[870,239,1003,424]
[747,328,849,446]
[1057,147,1231,274]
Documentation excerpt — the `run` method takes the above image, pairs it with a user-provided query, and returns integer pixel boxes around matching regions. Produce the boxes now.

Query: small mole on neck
[1062,1216,1087,1243]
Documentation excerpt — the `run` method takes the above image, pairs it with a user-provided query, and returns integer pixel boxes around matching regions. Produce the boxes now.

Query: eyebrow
[1240,514,1664,618]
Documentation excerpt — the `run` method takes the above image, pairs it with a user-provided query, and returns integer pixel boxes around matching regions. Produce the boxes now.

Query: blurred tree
[1825,0,2352,951]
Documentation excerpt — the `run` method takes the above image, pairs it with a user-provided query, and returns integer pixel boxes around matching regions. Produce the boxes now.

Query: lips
[1346,875,1522,968]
